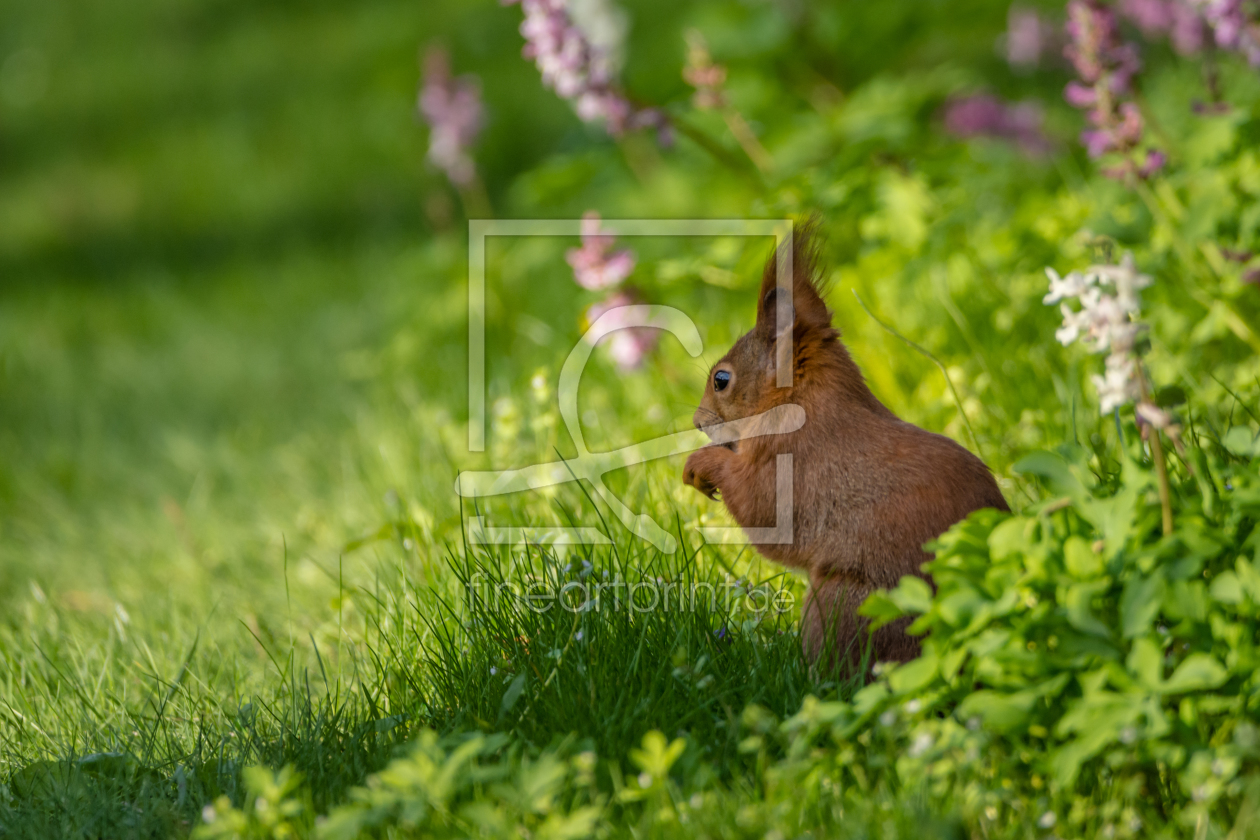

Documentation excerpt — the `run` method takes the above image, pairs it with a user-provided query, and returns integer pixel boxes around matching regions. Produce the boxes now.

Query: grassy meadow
[3,0,1260,836]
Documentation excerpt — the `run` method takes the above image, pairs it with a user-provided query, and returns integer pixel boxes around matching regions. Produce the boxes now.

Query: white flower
[1136,401,1174,430]
[1055,302,1089,346]
[1045,251,1151,414]
[908,731,934,757]
[1039,811,1057,828]
[1043,267,1093,304]
[1092,352,1140,413]
[1103,252,1152,311]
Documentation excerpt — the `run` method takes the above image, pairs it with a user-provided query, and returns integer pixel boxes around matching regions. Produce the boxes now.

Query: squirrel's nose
[692,410,711,438]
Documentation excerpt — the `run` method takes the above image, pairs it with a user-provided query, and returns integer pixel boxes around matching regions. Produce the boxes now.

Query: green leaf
[1065,581,1111,638]
[987,516,1033,562]
[499,673,527,721]
[1224,426,1259,457]
[536,805,601,840]
[1064,536,1103,579]
[1014,451,1088,503]
[318,809,368,840]
[1161,654,1228,694]
[957,690,1036,732]
[1120,571,1166,639]
[858,590,903,631]
[889,575,934,615]
[1237,557,1260,601]
[1126,637,1162,690]
[936,586,986,627]
[888,652,939,694]
[630,730,685,779]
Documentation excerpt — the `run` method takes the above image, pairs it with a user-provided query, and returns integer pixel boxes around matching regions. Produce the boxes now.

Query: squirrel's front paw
[683,449,722,500]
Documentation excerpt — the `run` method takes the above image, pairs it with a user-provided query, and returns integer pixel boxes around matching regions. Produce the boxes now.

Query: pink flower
[943,94,1051,156]
[1136,401,1176,430]
[1121,0,1176,34]
[566,211,635,290]
[503,0,669,140]
[1081,129,1113,158]
[1004,6,1061,68]
[1169,4,1208,53]
[1063,1,1166,180]
[1064,81,1098,107]
[1139,148,1164,176]
[418,47,484,187]
[585,290,658,370]
[1195,0,1260,66]
[1065,1,1141,90]
[1119,0,1208,54]
[683,30,728,110]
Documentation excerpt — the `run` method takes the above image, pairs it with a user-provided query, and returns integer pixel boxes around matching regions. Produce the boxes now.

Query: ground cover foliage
[2,0,1260,836]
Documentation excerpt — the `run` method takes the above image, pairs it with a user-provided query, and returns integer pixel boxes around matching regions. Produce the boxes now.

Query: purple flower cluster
[1063,0,1165,179]
[566,211,635,290]
[585,290,659,371]
[1118,0,1206,54]
[1065,0,1142,95]
[1196,0,1260,66]
[567,212,657,370]
[504,0,668,140]
[418,47,484,188]
[943,94,1052,155]
[1004,6,1063,68]
[683,30,727,110]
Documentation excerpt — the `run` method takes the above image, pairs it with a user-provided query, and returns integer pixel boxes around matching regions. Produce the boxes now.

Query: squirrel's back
[683,222,1008,667]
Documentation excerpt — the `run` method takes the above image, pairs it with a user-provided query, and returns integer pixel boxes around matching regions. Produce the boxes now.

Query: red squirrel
[683,225,1009,667]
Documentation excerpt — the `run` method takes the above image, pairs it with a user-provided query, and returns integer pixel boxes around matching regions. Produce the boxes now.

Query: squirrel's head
[693,223,849,438]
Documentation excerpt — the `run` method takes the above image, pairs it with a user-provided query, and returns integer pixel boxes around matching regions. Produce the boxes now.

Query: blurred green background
[5,0,1260,833]
[5,0,1258,690]
[0,0,1038,614]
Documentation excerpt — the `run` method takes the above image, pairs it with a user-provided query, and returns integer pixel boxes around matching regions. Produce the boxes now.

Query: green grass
[0,0,830,831]
[3,0,1260,835]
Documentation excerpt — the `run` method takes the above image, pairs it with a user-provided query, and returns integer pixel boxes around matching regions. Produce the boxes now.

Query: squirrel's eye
[713,370,731,392]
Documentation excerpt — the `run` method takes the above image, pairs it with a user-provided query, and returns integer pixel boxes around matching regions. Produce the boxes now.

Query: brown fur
[683,224,1009,669]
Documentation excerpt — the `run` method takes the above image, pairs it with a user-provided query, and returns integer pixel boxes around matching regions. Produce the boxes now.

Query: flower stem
[667,114,765,187]
[457,173,493,220]
[1150,421,1173,537]
[721,109,775,174]
[1137,371,1173,536]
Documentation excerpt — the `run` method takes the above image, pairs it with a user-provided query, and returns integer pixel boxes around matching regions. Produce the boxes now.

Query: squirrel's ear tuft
[759,286,794,338]
[756,217,832,336]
